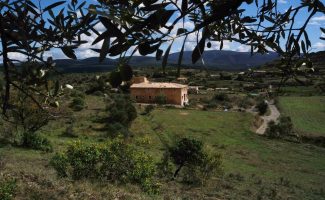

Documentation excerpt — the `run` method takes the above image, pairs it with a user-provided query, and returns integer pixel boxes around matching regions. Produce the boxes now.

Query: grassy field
[1,95,325,199]
[278,96,325,137]
[131,108,325,199]
[279,86,322,96]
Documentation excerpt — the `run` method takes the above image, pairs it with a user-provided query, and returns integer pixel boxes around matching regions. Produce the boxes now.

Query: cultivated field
[278,96,325,137]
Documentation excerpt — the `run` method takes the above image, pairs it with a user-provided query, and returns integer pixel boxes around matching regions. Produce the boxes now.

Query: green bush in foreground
[67,141,102,179]
[50,153,69,178]
[50,139,158,193]
[0,179,16,200]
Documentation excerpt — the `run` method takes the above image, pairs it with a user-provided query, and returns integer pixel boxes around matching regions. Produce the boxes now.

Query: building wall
[130,87,188,106]
[131,76,148,84]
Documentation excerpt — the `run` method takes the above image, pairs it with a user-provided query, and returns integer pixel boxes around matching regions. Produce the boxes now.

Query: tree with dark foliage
[167,137,223,184]
[106,94,137,137]
[170,138,204,178]
[0,0,97,114]
[1,0,325,114]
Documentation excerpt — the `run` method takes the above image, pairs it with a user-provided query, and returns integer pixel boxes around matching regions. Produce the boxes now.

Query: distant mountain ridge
[54,50,280,73]
[168,50,279,69]
[0,50,279,73]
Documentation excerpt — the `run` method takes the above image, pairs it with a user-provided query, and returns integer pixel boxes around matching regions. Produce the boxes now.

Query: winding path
[256,101,280,135]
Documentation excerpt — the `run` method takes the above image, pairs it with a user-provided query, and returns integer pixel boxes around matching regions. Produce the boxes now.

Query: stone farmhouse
[130,77,189,106]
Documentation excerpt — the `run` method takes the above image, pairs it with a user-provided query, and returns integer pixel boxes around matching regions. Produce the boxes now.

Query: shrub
[144,105,155,115]
[239,97,255,109]
[100,139,157,193]
[106,122,130,138]
[50,152,69,177]
[213,93,229,102]
[135,136,152,146]
[50,139,158,193]
[69,97,85,111]
[154,94,167,105]
[0,179,16,200]
[85,76,110,95]
[156,152,174,178]
[22,133,53,152]
[206,101,218,109]
[70,90,85,99]
[198,146,223,182]
[180,150,223,185]
[256,100,268,115]
[66,141,101,179]
[62,124,78,138]
[266,116,294,139]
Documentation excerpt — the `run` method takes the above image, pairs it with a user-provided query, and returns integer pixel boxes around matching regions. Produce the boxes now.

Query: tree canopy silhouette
[0,0,324,113]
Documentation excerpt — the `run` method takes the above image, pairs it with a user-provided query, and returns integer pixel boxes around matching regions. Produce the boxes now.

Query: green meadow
[278,96,325,137]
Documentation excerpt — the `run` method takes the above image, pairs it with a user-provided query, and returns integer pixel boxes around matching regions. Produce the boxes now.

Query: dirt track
[256,102,280,135]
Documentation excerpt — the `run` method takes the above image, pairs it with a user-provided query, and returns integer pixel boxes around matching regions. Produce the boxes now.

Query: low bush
[154,94,167,105]
[22,133,53,152]
[0,179,16,200]
[213,93,229,102]
[62,124,78,138]
[67,141,102,179]
[256,100,268,115]
[266,116,294,139]
[100,139,158,193]
[50,152,69,177]
[70,90,85,99]
[205,93,231,110]
[50,139,158,193]
[106,122,130,138]
[69,97,85,111]
[156,152,174,178]
[144,105,155,115]
[206,101,218,109]
[238,97,255,109]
